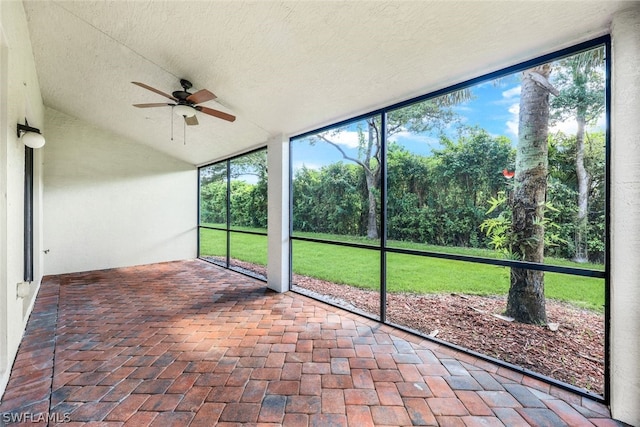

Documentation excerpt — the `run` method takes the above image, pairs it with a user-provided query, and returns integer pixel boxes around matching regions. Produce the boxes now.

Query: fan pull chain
[183,120,186,145]
[170,106,174,141]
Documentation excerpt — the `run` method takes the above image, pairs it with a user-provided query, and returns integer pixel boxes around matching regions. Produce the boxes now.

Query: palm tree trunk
[506,64,553,324]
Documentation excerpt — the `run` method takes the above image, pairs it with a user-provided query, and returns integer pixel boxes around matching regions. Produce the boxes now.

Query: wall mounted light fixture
[17,119,46,149]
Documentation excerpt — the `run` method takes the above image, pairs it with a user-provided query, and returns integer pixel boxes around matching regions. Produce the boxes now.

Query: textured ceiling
[23,1,629,165]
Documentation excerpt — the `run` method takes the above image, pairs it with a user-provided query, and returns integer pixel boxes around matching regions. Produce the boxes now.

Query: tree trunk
[363,121,380,240]
[506,65,553,324]
[365,172,379,239]
[573,115,589,263]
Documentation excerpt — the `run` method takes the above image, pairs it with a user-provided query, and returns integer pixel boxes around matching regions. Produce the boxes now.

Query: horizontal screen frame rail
[291,235,605,279]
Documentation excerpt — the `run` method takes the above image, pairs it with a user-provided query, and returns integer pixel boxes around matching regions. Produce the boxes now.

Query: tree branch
[368,118,382,164]
[387,122,404,136]
[316,134,372,174]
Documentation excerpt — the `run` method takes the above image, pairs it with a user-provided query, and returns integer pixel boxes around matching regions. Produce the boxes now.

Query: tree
[505,47,605,323]
[230,150,268,181]
[386,144,434,242]
[506,64,558,324]
[434,127,513,207]
[199,150,269,228]
[200,179,227,224]
[292,163,364,235]
[427,127,514,247]
[547,131,606,262]
[314,91,469,239]
[199,162,227,187]
[550,48,605,262]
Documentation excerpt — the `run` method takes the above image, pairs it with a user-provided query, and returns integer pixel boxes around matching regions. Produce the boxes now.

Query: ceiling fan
[132,79,236,125]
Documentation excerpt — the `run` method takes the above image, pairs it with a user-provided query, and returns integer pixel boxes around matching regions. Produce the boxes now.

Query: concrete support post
[266,134,290,293]
[610,6,640,426]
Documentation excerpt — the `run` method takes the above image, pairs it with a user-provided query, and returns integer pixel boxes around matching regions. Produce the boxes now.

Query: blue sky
[291,74,524,171]
[291,66,605,174]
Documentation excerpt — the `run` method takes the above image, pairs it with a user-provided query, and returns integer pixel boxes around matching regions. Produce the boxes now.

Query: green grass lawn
[199,228,268,266]
[200,227,605,312]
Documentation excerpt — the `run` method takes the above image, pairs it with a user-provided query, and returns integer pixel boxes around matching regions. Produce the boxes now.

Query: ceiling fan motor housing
[172,91,192,101]
[173,79,194,101]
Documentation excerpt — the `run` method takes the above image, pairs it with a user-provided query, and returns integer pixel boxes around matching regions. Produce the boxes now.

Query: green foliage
[199,162,227,186]
[480,190,568,260]
[307,92,471,240]
[199,178,268,229]
[550,47,605,126]
[479,192,512,256]
[294,127,605,263]
[199,150,268,230]
[293,163,367,236]
[548,48,605,264]
[547,131,606,262]
[230,180,268,228]
[387,95,463,135]
[476,131,605,263]
[434,127,513,199]
[231,151,268,180]
[294,126,524,249]
[199,179,227,224]
[386,127,514,248]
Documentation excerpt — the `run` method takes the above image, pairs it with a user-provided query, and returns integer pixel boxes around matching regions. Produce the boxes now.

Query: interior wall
[43,107,197,275]
[610,6,640,426]
[0,0,45,398]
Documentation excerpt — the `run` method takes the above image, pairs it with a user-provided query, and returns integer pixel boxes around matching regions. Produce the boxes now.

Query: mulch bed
[206,257,605,396]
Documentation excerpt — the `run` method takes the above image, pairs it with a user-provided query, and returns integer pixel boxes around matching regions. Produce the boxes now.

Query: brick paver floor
[0,260,626,426]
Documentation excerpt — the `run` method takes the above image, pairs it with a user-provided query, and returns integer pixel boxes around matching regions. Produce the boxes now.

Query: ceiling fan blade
[133,103,173,108]
[184,115,199,126]
[196,106,236,122]
[132,82,178,101]
[187,89,216,105]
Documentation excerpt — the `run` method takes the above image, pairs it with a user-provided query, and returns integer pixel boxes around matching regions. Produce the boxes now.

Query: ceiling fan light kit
[173,104,196,118]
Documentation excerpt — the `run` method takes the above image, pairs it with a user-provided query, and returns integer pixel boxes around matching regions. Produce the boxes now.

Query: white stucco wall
[43,107,197,275]
[610,6,640,426]
[0,1,45,397]
[267,134,289,293]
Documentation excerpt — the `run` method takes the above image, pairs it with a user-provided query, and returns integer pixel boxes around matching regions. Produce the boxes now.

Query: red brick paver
[0,260,624,426]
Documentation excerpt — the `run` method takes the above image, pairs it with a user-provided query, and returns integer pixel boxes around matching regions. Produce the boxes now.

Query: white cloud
[550,113,606,136]
[506,103,519,137]
[502,86,521,99]
[318,130,361,149]
[491,85,521,106]
[507,107,606,140]
[550,119,578,135]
